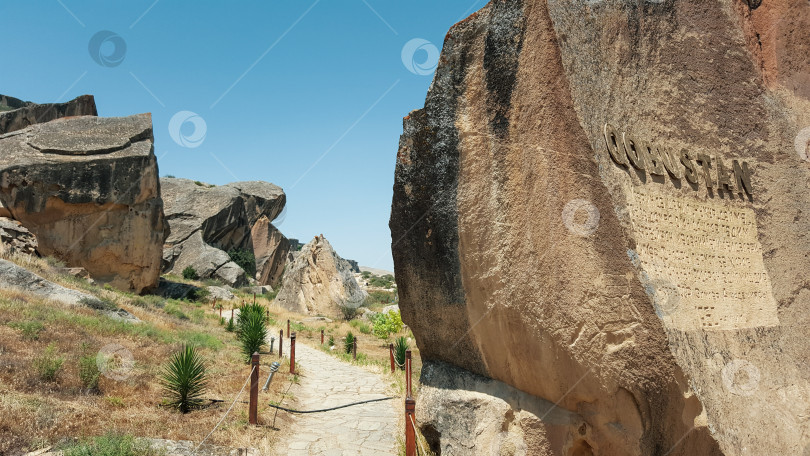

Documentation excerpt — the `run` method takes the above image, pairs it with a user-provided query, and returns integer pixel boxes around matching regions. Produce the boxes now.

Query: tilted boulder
[0,114,166,293]
[0,94,97,134]
[390,1,810,455]
[0,217,38,256]
[161,178,287,287]
[275,236,367,317]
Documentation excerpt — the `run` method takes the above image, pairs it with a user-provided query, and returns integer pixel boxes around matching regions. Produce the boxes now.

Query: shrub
[227,248,256,277]
[373,310,404,339]
[159,345,208,413]
[394,336,409,370]
[34,343,64,381]
[9,320,44,341]
[339,304,359,321]
[350,319,372,334]
[239,312,267,363]
[78,344,101,392]
[327,335,335,347]
[344,332,356,354]
[62,431,165,456]
[236,302,266,336]
[225,317,235,332]
[182,266,199,280]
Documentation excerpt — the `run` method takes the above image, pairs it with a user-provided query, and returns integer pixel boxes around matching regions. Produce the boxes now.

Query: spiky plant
[394,336,409,371]
[159,345,208,413]
[225,317,235,332]
[236,302,266,337]
[344,332,356,354]
[238,312,267,363]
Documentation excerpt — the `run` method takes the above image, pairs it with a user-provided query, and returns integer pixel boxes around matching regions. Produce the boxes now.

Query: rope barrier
[193,365,256,454]
[267,396,396,414]
[409,413,429,456]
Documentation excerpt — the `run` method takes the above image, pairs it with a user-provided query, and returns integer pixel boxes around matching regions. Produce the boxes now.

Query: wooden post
[231,308,234,320]
[406,349,412,397]
[212,298,217,309]
[321,329,324,345]
[279,329,283,358]
[287,319,290,338]
[389,343,395,373]
[219,306,222,318]
[253,293,256,304]
[249,352,259,425]
[290,332,296,374]
[353,338,357,361]
[405,397,416,456]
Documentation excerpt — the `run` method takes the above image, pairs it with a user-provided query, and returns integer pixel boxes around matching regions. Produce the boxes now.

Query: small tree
[344,332,356,355]
[182,266,199,280]
[339,304,359,321]
[160,345,208,413]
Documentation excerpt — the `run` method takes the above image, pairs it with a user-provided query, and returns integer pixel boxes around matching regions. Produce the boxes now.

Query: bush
[238,312,267,363]
[339,304,359,321]
[78,344,101,392]
[394,336,409,370]
[236,302,266,336]
[227,248,256,277]
[344,332,356,354]
[225,317,235,332]
[9,320,44,341]
[159,345,208,413]
[327,335,335,347]
[34,343,64,381]
[182,266,199,280]
[350,319,372,334]
[373,310,404,339]
[63,431,165,456]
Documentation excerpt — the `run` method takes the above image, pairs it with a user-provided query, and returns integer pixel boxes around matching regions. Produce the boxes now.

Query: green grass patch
[9,320,45,340]
[61,431,166,456]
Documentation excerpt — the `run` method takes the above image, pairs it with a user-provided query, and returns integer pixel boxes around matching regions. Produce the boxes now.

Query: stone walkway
[272,339,398,456]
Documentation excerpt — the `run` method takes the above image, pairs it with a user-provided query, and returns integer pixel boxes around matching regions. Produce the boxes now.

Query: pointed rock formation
[390,1,810,454]
[275,236,367,317]
[0,113,166,293]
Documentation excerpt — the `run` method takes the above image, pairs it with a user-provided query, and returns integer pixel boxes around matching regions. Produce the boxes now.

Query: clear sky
[0,0,487,272]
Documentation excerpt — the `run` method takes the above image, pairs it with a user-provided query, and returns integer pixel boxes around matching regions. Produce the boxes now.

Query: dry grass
[0,256,295,455]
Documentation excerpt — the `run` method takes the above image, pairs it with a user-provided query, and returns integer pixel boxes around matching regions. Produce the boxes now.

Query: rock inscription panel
[626,186,779,331]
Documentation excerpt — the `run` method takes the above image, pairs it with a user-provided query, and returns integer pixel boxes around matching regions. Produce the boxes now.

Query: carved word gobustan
[603,124,754,198]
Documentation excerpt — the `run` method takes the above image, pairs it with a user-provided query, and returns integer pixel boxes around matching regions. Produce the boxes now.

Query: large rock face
[390,1,810,455]
[275,236,367,316]
[0,94,98,134]
[161,178,288,287]
[0,114,166,293]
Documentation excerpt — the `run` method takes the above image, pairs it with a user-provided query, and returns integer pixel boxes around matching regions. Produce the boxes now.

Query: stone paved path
[272,340,398,456]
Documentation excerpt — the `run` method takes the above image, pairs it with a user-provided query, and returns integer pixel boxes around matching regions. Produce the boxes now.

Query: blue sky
[0,0,487,272]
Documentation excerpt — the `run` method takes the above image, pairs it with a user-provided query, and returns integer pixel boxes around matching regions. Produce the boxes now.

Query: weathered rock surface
[0,217,38,256]
[161,178,288,287]
[0,114,166,293]
[0,94,97,134]
[390,1,810,455]
[275,236,367,317]
[207,285,235,302]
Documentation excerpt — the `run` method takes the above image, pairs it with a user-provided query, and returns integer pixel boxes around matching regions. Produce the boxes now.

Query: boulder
[0,217,38,256]
[161,178,287,287]
[381,304,399,315]
[0,114,166,293]
[207,285,235,302]
[275,236,367,317]
[0,94,97,135]
[390,1,810,455]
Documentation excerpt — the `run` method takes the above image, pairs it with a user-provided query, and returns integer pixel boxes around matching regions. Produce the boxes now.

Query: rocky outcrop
[0,94,97,134]
[275,236,367,316]
[0,114,166,293]
[390,1,810,455]
[0,217,38,256]
[161,178,288,287]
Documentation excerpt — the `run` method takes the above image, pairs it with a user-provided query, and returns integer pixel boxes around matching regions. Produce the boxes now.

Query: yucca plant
[238,312,267,363]
[236,302,265,337]
[159,345,208,413]
[344,332,356,354]
[225,317,235,332]
[394,336,409,371]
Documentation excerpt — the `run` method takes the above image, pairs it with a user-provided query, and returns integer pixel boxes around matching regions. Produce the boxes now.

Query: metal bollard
[269,337,275,354]
[262,361,281,391]
[405,397,416,456]
[249,352,260,425]
[290,332,297,374]
[279,329,283,358]
[389,343,395,373]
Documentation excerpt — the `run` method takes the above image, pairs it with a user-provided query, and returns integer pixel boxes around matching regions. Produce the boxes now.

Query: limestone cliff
[390,0,810,454]
[0,114,166,293]
[275,236,367,317]
[0,94,97,134]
